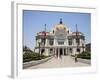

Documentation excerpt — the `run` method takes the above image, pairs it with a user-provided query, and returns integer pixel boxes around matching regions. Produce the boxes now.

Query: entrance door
[64,48,66,55]
[60,48,63,56]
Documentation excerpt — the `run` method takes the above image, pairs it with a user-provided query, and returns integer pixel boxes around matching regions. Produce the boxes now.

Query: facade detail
[34,19,85,56]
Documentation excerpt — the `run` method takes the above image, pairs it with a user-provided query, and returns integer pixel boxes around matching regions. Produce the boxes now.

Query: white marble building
[34,19,85,56]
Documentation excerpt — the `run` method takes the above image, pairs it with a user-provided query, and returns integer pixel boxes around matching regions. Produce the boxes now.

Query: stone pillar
[72,48,74,55]
[80,48,83,53]
[66,38,68,46]
[45,39,48,46]
[54,38,56,46]
[58,48,60,58]
[80,39,82,46]
[73,39,76,46]
[44,48,47,56]
[54,48,56,57]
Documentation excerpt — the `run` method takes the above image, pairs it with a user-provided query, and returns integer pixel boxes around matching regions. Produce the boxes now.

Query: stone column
[80,48,82,53]
[66,38,68,46]
[80,39,82,46]
[54,38,56,46]
[54,48,56,57]
[45,48,48,56]
[45,39,48,46]
[58,48,60,58]
[73,39,76,46]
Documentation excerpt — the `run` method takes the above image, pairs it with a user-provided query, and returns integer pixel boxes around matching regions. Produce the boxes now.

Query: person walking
[75,54,78,62]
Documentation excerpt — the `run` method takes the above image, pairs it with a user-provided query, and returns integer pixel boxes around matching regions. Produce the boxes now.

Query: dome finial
[60,18,63,24]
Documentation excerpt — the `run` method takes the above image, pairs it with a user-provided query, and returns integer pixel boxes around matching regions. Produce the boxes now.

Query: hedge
[23,52,49,62]
[77,51,91,59]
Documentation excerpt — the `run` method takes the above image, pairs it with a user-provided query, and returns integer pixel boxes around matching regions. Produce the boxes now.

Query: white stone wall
[45,39,48,46]
[44,48,49,56]
[72,48,76,55]
[65,38,68,46]
[80,48,83,53]
[73,39,76,46]
[36,39,41,47]
[35,35,85,56]
[54,38,57,46]
[35,49,39,53]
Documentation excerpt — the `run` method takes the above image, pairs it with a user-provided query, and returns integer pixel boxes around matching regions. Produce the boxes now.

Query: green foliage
[77,51,91,59]
[23,46,49,62]
[23,52,48,62]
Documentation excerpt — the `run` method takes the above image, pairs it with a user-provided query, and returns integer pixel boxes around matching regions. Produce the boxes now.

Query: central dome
[55,18,66,31]
[56,24,66,30]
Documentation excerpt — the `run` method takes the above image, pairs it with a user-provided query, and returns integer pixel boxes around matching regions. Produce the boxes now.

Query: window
[58,41,64,45]
[57,39,64,45]
[49,39,54,45]
[76,38,80,45]
[77,48,80,52]
[49,48,53,54]
[69,48,72,53]
[41,38,46,45]
[68,39,72,45]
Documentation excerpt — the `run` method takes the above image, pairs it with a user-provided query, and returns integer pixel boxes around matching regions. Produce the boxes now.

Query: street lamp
[76,24,79,53]
[82,44,84,53]
[41,24,46,55]
[75,24,79,62]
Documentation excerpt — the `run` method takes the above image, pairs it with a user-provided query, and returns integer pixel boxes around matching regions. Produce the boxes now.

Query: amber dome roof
[54,18,68,31]
[55,24,66,30]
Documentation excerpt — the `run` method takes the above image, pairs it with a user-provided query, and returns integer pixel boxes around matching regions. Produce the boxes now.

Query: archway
[60,48,63,56]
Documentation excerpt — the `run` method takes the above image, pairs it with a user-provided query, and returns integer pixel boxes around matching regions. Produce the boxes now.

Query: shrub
[23,52,49,62]
[77,51,91,59]
[23,46,50,62]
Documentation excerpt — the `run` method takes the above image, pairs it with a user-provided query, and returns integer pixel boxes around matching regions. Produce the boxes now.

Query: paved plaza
[27,56,90,69]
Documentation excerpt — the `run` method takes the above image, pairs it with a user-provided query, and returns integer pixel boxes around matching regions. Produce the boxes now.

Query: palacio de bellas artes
[35,19,85,57]
[23,11,91,69]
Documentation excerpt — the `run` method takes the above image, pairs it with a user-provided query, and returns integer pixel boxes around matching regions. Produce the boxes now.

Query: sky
[23,10,91,50]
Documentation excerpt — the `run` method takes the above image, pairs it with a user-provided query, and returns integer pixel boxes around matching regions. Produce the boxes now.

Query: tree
[86,43,91,52]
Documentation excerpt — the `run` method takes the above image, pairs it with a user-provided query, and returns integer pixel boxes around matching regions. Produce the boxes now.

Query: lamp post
[75,24,79,62]
[82,44,84,53]
[42,24,46,55]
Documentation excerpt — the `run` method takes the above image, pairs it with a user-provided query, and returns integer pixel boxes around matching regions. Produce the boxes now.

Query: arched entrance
[60,48,63,56]
[55,48,67,57]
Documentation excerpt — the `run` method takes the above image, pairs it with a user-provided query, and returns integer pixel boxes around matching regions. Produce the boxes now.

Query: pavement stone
[27,56,90,69]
